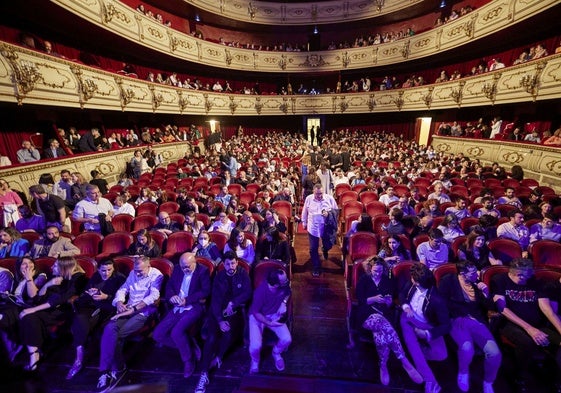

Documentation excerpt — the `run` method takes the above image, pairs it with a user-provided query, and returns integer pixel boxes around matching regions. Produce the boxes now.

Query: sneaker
[194,372,209,393]
[312,270,320,278]
[425,381,441,393]
[66,360,83,380]
[249,360,259,374]
[96,372,114,392]
[457,373,469,392]
[273,354,285,371]
[483,381,495,393]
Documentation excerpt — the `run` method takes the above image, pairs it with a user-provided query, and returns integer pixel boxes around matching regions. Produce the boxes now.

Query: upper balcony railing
[1,41,560,115]
[51,0,557,73]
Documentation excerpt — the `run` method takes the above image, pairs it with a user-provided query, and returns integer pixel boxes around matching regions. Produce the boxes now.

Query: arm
[494,294,549,346]
[539,297,561,336]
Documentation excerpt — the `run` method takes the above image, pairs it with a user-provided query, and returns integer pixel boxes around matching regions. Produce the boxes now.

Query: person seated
[152,212,182,238]
[0,227,30,258]
[192,231,222,266]
[225,197,244,218]
[417,199,442,219]
[260,208,287,235]
[223,228,256,266]
[236,210,260,238]
[15,205,46,233]
[256,226,291,265]
[378,186,399,207]
[113,195,136,217]
[427,182,451,204]
[496,187,522,209]
[473,196,500,218]
[30,225,80,259]
[492,258,561,392]
[0,151,11,167]
[438,260,501,393]
[357,257,422,386]
[16,140,41,163]
[383,207,406,236]
[377,235,411,269]
[399,263,450,393]
[96,256,163,392]
[496,209,530,257]
[437,214,465,244]
[210,212,235,235]
[248,268,292,374]
[19,257,87,371]
[0,256,47,362]
[90,170,109,195]
[543,128,561,146]
[214,186,232,207]
[195,251,252,393]
[444,197,470,221]
[152,252,210,379]
[397,195,416,216]
[135,187,157,205]
[457,229,502,271]
[43,139,66,159]
[416,228,449,271]
[272,188,294,204]
[66,259,126,380]
[184,211,205,238]
[177,193,199,215]
[529,213,561,243]
[127,229,161,258]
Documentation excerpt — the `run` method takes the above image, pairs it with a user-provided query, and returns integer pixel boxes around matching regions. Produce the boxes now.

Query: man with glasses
[195,251,252,393]
[416,228,449,270]
[492,258,561,392]
[438,260,501,393]
[153,252,210,378]
[152,212,181,238]
[72,184,113,233]
[211,212,235,235]
[96,256,163,392]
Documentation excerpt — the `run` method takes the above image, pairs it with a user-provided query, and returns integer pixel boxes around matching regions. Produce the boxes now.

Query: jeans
[308,233,324,271]
[248,314,291,364]
[99,314,148,371]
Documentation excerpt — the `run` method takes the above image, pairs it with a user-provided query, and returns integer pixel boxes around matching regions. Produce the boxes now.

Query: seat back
[271,200,293,218]
[132,215,159,232]
[112,214,134,232]
[347,232,379,263]
[136,202,158,217]
[97,232,134,260]
[253,260,288,289]
[208,231,229,252]
[163,232,195,262]
[530,240,561,268]
[488,238,522,265]
[159,201,180,214]
[76,256,97,278]
[434,263,458,286]
[392,261,415,293]
[73,232,104,256]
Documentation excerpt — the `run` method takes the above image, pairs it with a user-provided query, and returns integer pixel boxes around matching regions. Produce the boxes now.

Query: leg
[466,319,501,384]
[170,308,204,363]
[308,233,321,273]
[248,314,264,370]
[269,322,291,372]
[450,318,475,376]
[500,322,540,382]
[400,313,437,384]
[152,311,181,348]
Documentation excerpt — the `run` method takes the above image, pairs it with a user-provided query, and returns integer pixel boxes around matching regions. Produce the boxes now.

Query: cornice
[1,42,560,115]
[49,0,557,73]
[180,0,424,26]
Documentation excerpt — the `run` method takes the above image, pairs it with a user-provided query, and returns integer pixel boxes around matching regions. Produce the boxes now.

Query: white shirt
[301,193,338,238]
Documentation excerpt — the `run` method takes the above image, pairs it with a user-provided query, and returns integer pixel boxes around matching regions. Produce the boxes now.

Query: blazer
[164,263,211,308]
[30,237,80,259]
[43,147,67,159]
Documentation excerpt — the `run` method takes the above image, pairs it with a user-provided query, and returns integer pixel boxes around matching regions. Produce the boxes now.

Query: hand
[170,295,185,306]
[476,281,488,295]
[403,305,414,318]
[19,308,35,319]
[116,301,128,313]
[414,328,429,340]
[371,294,385,304]
[268,320,283,327]
[92,291,108,301]
[223,302,235,317]
[219,321,231,332]
[527,327,549,346]
[110,308,133,321]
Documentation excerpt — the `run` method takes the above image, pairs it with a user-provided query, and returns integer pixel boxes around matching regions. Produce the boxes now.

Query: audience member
[30,225,79,258]
[16,140,41,163]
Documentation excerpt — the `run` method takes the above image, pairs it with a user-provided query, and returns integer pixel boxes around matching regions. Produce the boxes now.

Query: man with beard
[30,225,80,258]
[194,251,252,393]
[15,205,46,233]
[29,185,67,230]
[53,169,75,208]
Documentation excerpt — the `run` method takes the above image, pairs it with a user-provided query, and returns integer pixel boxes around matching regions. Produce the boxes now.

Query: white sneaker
[425,381,442,393]
[457,373,469,392]
[194,373,209,393]
[249,360,259,374]
[483,381,495,393]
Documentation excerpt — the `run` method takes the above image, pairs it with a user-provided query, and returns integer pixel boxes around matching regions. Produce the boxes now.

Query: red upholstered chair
[209,177,222,186]
[21,231,41,245]
[253,260,288,290]
[501,179,520,189]
[484,178,502,188]
[530,240,561,269]
[196,213,211,228]
[450,236,467,260]
[169,213,185,226]
[0,257,17,275]
[495,204,516,218]
[96,232,134,262]
[158,201,180,214]
[488,238,522,265]
[536,186,555,196]
[450,185,469,199]
[146,230,166,251]
[439,202,455,214]
[112,214,134,232]
[272,200,293,219]
[73,232,104,257]
[136,202,158,217]
[345,232,379,287]
[148,257,174,278]
[365,201,387,217]
[520,179,539,188]
[466,178,483,189]
[239,191,256,206]
[359,191,378,205]
[392,261,415,293]
[228,184,243,197]
[112,256,135,276]
[208,231,228,252]
[434,263,458,286]
[460,217,479,233]
[163,232,195,263]
[339,191,360,206]
[335,183,352,199]
[481,265,509,289]
[196,256,215,277]
[412,234,430,250]
[132,215,159,232]
[194,177,209,189]
[34,257,56,276]
[372,215,390,235]
[246,183,261,195]
[342,200,364,220]
[76,256,97,279]
[352,184,367,193]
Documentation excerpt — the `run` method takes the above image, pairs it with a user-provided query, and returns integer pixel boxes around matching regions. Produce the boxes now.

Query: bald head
[179,252,197,274]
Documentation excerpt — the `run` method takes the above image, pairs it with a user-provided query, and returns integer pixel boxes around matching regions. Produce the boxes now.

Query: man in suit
[78,128,100,152]
[30,225,80,258]
[43,139,67,159]
[152,252,210,378]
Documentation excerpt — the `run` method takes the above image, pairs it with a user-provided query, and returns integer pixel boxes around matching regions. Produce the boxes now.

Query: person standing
[195,251,252,393]
[248,268,291,374]
[301,183,338,277]
[29,185,67,230]
[72,184,113,233]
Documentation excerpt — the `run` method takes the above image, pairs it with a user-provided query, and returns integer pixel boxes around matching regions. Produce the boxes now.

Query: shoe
[273,354,285,371]
[249,360,259,374]
[96,372,114,392]
[402,359,423,384]
[312,270,320,277]
[66,360,83,380]
[457,373,469,392]
[483,381,495,393]
[209,356,222,370]
[184,360,195,378]
[9,344,23,363]
[194,372,209,393]
[379,364,389,385]
[24,350,41,371]
[425,381,441,393]
[323,250,329,260]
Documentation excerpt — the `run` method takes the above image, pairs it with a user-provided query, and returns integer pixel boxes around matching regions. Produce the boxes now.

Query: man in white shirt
[379,186,399,207]
[496,209,530,257]
[301,184,338,277]
[72,184,114,233]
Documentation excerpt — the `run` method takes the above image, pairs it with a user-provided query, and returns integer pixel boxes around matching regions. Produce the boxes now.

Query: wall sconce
[374,0,385,12]
[520,74,539,96]
[12,59,41,103]
[248,2,256,20]
[482,82,497,102]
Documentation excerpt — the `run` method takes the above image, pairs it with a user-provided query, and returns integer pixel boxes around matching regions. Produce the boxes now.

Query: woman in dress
[356,257,422,386]
[19,257,87,370]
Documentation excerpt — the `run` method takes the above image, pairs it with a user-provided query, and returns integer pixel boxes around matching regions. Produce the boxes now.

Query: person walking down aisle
[301,183,338,277]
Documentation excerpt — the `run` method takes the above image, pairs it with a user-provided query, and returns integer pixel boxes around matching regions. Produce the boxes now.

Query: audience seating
[488,238,522,265]
[112,214,134,232]
[530,240,561,269]
[163,231,195,263]
[132,215,159,232]
[136,202,158,217]
[95,232,134,262]
[208,231,228,252]
[74,232,104,257]
[76,256,97,278]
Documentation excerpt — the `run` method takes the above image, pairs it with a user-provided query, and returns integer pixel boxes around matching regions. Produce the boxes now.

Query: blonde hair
[55,256,84,280]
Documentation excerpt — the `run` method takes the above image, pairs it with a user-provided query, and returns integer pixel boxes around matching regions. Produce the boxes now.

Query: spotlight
[195,14,201,22]
[439,1,447,8]
[313,26,319,35]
